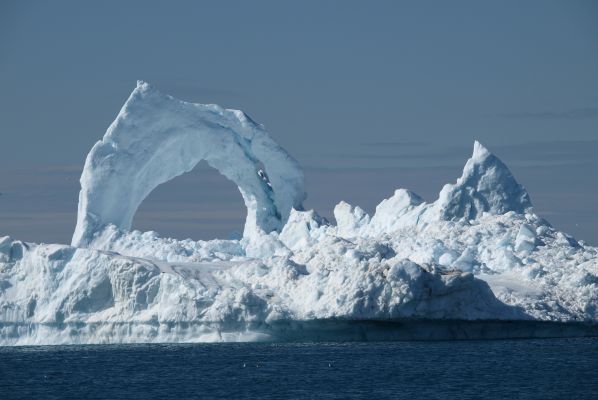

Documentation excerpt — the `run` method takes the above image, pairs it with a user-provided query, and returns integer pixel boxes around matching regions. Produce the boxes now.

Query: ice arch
[72,81,305,247]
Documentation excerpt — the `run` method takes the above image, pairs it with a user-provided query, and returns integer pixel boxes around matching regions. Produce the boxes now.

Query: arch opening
[72,81,305,248]
[132,160,246,241]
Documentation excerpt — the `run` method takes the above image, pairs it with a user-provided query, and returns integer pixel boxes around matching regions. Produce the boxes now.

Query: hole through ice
[132,160,246,241]
[71,81,306,247]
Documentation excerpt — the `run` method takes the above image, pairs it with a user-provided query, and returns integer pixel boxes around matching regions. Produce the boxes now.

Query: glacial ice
[1,83,597,345]
[72,81,306,248]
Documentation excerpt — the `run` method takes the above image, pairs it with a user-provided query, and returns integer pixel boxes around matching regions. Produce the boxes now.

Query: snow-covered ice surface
[1,83,597,345]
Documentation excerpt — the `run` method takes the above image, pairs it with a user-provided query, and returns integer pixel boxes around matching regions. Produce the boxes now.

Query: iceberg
[1,83,597,345]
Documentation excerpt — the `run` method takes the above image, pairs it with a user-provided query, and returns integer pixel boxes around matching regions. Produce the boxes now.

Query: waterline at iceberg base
[1,82,597,345]
[3,319,597,345]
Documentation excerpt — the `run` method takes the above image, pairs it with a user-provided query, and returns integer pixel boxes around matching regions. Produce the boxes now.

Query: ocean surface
[1,338,598,399]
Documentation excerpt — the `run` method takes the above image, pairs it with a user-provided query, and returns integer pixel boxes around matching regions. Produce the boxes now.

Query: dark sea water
[1,338,598,399]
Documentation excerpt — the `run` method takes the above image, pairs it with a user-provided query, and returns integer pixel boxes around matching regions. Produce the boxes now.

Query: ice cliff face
[1,83,597,345]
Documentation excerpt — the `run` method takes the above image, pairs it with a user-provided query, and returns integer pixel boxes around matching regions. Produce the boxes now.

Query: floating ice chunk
[279,209,328,252]
[243,232,290,259]
[439,251,458,267]
[334,201,370,238]
[388,259,424,282]
[515,224,537,252]
[452,247,477,273]
[367,189,424,233]
[0,236,12,262]
[434,141,532,221]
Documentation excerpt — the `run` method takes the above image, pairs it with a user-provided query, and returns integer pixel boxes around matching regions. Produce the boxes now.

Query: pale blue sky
[0,0,597,243]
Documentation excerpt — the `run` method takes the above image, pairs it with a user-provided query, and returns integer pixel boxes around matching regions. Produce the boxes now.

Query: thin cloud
[359,140,428,147]
[500,107,598,120]
[154,80,241,102]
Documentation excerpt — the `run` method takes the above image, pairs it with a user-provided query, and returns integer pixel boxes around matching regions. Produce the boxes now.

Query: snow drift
[1,83,597,345]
